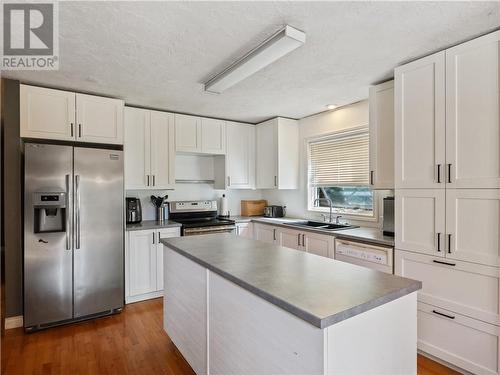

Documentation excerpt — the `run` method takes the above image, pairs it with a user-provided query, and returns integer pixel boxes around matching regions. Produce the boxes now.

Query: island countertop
[161,234,421,328]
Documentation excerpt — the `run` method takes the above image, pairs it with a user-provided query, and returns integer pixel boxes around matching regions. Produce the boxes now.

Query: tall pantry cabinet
[394,30,500,375]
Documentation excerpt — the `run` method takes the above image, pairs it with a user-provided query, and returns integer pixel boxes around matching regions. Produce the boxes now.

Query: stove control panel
[170,200,217,213]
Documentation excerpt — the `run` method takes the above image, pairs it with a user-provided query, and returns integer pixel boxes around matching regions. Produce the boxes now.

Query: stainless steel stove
[169,200,236,236]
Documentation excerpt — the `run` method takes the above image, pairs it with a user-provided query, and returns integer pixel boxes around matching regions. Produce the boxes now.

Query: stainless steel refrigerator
[24,143,124,330]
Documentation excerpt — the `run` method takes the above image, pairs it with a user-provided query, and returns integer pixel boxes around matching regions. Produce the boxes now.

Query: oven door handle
[183,226,236,235]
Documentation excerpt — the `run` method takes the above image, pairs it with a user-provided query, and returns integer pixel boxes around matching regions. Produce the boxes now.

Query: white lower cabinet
[418,302,500,375]
[275,225,333,258]
[235,222,253,239]
[254,223,278,244]
[396,249,500,374]
[126,227,180,303]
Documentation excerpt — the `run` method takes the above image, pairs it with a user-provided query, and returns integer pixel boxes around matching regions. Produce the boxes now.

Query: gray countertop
[232,216,395,247]
[126,220,182,231]
[161,234,420,329]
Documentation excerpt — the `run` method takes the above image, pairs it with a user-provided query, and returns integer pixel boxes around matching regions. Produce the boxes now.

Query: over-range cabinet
[24,143,124,331]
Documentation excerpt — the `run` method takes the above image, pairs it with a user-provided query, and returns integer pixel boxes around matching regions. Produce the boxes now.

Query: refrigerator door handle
[65,174,71,250]
[75,174,81,249]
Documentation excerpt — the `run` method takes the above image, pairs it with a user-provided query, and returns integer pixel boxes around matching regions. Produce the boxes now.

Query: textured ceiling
[4,1,500,123]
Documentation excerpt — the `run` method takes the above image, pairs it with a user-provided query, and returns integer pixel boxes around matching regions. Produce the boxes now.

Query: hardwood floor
[2,298,458,375]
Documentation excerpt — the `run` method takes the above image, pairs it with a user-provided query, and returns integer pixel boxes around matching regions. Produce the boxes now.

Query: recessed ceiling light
[204,25,306,94]
[326,104,337,110]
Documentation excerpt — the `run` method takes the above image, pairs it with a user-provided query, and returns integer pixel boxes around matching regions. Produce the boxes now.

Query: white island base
[164,247,417,375]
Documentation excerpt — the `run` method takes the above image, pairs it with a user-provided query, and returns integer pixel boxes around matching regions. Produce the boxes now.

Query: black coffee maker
[126,197,142,224]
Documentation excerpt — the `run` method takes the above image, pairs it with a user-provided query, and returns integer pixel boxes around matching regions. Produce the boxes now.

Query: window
[307,128,374,217]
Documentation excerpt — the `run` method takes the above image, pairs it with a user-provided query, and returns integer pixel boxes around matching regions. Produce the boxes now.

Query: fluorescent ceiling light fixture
[204,25,306,93]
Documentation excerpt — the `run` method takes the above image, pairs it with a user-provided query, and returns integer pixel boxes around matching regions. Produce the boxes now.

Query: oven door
[183,225,236,236]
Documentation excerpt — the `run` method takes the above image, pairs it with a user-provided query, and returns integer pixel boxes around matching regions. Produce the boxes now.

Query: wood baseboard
[5,315,23,329]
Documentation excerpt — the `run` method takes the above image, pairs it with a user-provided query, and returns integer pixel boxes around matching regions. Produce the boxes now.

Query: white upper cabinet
[20,84,76,141]
[20,84,124,144]
[445,31,500,188]
[256,117,299,189]
[201,118,226,154]
[395,189,446,256]
[395,52,446,189]
[446,189,500,267]
[226,122,255,189]
[124,107,150,189]
[150,111,175,189]
[175,114,226,155]
[369,80,394,189]
[175,114,201,153]
[124,107,175,190]
[75,93,124,144]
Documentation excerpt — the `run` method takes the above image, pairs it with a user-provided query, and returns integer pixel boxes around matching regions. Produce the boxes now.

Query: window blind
[308,130,369,187]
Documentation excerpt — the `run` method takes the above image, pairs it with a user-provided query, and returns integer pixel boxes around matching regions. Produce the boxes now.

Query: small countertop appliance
[264,205,286,218]
[126,197,142,224]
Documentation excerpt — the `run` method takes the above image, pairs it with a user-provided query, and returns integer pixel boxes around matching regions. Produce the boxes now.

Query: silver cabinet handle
[436,164,442,183]
[433,259,455,266]
[152,175,155,187]
[447,234,452,254]
[447,164,452,183]
[78,124,82,138]
[297,233,301,246]
[70,123,74,138]
[152,233,155,244]
[436,232,441,252]
[273,229,276,241]
[370,170,374,185]
[65,174,71,250]
[302,234,305,246]
[147,175,150,187]
[274,176,277,187]
[227,176,231,187]
[75,175,81,249]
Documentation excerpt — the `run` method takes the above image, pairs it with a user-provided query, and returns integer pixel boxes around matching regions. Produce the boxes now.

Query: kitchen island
[161,234,421,375]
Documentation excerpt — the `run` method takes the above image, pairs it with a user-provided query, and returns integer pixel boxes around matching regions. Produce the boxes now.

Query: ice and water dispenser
[33,192,67,233]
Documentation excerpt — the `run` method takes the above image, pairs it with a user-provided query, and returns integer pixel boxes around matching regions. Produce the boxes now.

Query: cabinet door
[236,223,253,239]
[76,93,124,145]
[175,114,201,153]
[303,232,334,258]
[127,230,157,297]
[446,189,500,267]
[369,80,394,189]
[395,250,500,326]
[254,223,276,244]
[20,85,75,141]
[446,31,500,188]
[418,301,500,375]
[157,227,181,291]
[124,107,151,189]
[395,189,445,256]
[256,120,278,189]
[150,111,175,189]
[201,118,226,154]
[226,122,255,189]
[395,52,446,189]
[276,227,302,250]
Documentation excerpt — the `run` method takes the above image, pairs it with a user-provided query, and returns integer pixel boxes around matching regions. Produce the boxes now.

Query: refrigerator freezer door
[24,143,73,327]
[73,147,124,317]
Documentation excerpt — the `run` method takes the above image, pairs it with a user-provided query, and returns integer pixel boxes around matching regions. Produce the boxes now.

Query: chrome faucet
[335,215,343,225]
[314,198,333,223]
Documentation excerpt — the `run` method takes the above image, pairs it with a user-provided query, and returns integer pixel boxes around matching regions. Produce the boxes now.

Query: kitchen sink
[288,221,358,231]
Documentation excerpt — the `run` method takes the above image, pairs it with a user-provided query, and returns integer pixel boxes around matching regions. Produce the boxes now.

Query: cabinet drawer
[418,302,500,375]
[396,250,500,325]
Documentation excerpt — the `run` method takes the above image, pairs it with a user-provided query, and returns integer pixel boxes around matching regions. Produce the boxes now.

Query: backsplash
[126,184,263,221]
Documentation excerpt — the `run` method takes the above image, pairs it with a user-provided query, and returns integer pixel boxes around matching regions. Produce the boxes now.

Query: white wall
[127,185,262,221]
[261,100,392,227]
